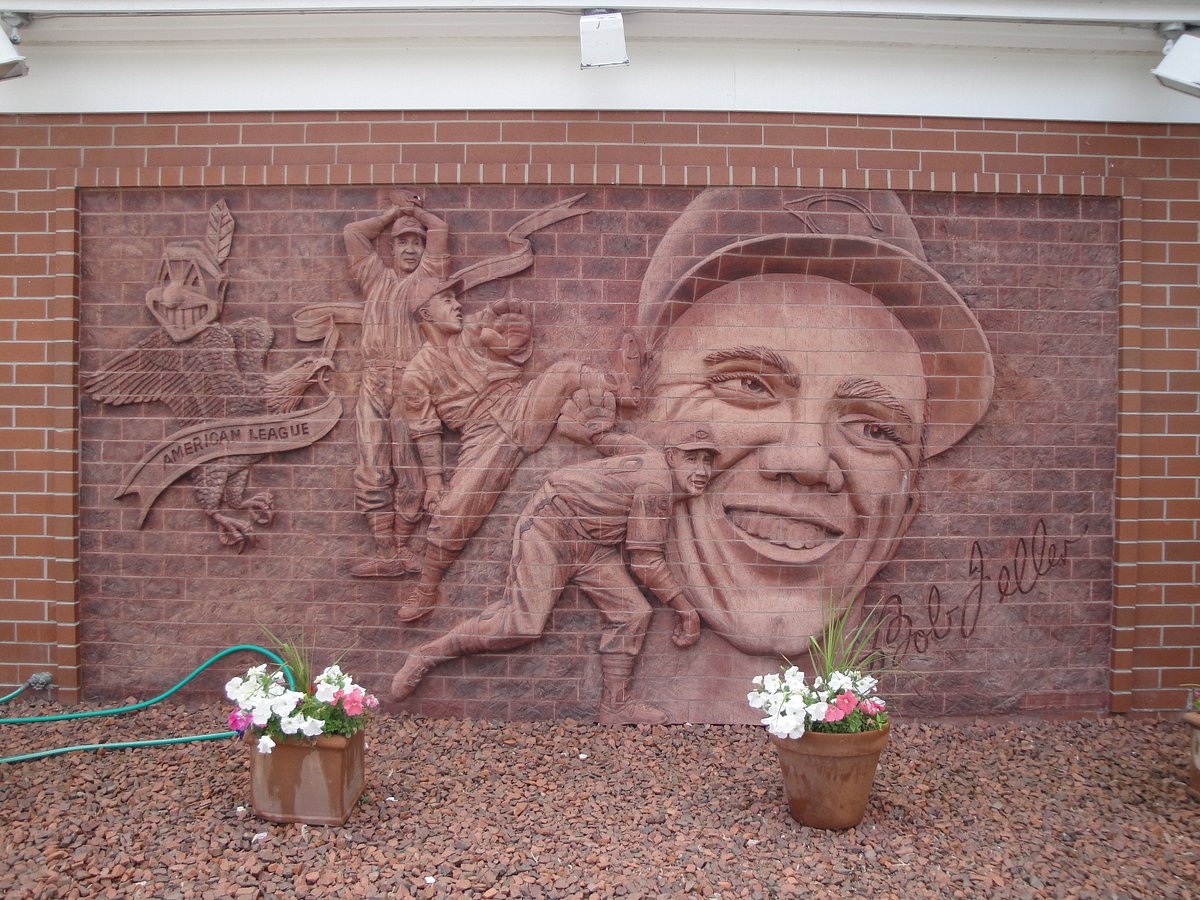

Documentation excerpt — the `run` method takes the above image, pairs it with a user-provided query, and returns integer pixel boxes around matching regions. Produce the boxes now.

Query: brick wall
[1,111,1197,716]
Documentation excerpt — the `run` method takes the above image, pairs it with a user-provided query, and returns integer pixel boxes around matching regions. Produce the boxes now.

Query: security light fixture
[1153,23,1200,98]
[0,12,28,80]
[579,9,628,69]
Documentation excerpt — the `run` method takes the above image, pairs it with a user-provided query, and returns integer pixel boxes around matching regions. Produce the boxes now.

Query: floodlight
[1153,24,1200,98]
[0,13,27,81]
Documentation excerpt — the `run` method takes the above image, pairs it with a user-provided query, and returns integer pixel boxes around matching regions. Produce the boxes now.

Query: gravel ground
[0,697,1196,899]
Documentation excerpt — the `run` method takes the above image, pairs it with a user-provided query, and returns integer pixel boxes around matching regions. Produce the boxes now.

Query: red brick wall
[1,111,1197,717]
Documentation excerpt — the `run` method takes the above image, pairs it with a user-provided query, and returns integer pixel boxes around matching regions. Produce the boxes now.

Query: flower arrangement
[748,666,887,739]
[749,597,890,740]
[225,662,379,755]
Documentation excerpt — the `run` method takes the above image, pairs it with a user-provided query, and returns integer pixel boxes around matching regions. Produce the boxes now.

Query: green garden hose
[0,672,52,705]
[0,684,28,704]
[0,644,295,764]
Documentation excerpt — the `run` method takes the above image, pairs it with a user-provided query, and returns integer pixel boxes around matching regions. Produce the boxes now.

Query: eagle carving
[84,200,335,550]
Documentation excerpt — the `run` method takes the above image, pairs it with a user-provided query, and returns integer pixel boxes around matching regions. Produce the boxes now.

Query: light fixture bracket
[579,8,629,69]
[1,12,30,40]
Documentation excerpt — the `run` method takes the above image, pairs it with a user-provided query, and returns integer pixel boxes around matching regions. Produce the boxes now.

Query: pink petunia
[823,705,847,722]
[834,691,859,714]
[339,687,365,717]
[228,708,253,733]
[860,698,886,715]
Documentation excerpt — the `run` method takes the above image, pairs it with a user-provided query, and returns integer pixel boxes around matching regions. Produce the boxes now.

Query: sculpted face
[144,247,226,342]
[392,232,426,275]
[649,274,926,656]
[666,447,715,497]
[420,291,463,335]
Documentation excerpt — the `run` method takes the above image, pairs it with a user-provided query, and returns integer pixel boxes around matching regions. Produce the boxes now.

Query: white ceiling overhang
[2,1,1198,121]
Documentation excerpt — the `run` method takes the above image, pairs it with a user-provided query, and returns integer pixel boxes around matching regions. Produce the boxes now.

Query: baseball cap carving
[390,215,425,238]
[636,188,994,458]
[665,424,719,453]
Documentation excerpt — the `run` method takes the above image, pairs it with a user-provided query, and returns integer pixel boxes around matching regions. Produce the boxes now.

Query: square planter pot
[248,730,365,825]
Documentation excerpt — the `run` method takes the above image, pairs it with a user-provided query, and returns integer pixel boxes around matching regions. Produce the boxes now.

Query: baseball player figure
[390,422,717,725]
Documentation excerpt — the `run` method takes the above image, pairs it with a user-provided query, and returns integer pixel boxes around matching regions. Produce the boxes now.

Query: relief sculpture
[76,184,1115,721]
[292,191,594,579]
[342,193,452,578]
[390,425,717,724]
[83,200,338,550]
[632,188,997,657]
[395,283,643,622]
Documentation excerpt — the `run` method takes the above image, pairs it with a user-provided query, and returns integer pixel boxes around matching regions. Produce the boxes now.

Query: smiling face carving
[144,245,228,342]
[648,273,926,655]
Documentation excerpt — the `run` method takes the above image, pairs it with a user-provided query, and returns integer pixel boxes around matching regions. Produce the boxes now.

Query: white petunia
[314,681,339,704]
[827,671,853,692]
[806,700,830,723]
[250,702,274,727]
[781,694,808,717]
[783,667,806,691]
[269,690,304,718]
[765,709,806,740]
[299,716,325,737]
[781,718,807,740]
[256,735,276,754]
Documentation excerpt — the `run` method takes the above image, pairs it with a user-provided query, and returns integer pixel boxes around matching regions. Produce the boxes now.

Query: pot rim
[768,723,890,742]
[768,723,890,758]
[243,730,361,750]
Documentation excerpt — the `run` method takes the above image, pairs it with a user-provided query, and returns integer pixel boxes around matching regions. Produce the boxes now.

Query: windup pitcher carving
[292,191,594,579]
[83,200,338,550]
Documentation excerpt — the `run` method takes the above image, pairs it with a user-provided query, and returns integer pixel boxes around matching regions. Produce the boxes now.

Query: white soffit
[0,2,1198,122]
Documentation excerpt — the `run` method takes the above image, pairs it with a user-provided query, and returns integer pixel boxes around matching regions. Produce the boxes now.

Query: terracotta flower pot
[1184,711,1200,802]
[248,730,365,826]
[769,724,890,830]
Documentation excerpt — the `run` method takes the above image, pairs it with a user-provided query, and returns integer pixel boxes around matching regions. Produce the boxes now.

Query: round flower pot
[248,731,365,826]
[1184,711,1200,801]
[769,724,890,830]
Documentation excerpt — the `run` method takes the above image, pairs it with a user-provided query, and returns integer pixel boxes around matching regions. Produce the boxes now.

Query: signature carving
[876,518,1082,657]
[83,200,337,550]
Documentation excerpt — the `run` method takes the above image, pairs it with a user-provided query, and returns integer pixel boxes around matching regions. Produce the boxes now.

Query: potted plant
[225,645,379,826]
[1184,685,1200,802]
[748,603,891,830]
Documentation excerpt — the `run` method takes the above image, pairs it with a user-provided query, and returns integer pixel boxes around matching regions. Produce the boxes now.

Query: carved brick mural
[79,186,1118,723]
